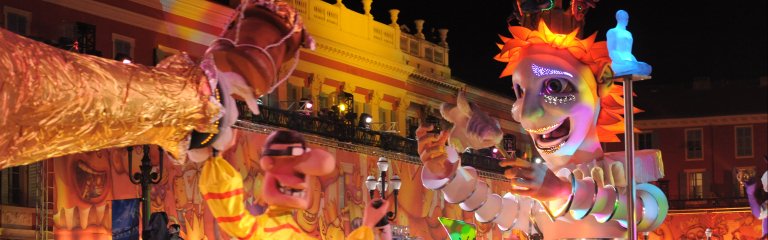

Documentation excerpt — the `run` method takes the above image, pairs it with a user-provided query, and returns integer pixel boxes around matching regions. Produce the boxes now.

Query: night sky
[346,0,768,98]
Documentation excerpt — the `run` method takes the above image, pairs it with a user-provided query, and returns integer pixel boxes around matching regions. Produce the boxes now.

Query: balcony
[236,102,505,174]
[668,196,750,210]
[400,34,448,66]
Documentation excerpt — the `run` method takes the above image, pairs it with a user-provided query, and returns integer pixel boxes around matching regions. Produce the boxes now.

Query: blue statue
[607,10,652,76]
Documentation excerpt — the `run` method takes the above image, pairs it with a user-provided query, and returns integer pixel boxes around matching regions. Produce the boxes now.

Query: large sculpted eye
[542,78,574,95]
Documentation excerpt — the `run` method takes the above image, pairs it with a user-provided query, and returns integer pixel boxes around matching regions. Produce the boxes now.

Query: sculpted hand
[416,125,455,179]
[362,199,390,229]
[500,158,571,201]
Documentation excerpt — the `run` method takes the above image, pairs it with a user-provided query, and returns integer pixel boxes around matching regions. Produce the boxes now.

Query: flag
[112,198,141,240]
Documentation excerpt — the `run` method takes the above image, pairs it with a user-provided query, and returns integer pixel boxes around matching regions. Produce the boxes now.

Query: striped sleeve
[199,156,259,240]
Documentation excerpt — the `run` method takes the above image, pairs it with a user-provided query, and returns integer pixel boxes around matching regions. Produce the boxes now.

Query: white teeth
[53,209,63,228]
[64,207,75,230]
[291,191,305,198]
[53,204,111,230]
[78,162,105,175]
[95,204,106,226]
[78,206,91,230]
[277,185,305,197]
[103,203,112,230]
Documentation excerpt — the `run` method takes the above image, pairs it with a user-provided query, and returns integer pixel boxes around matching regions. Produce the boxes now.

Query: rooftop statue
[607,10,652,76]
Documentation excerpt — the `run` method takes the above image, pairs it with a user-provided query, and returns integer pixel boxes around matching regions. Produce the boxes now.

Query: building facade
[627,114,768,205]
[0,0,528,239]
[602,78,768,238]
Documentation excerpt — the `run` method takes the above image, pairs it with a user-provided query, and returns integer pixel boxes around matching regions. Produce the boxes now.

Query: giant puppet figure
[416,21,667,239]
[199,130,388,239]
[0,0,311,168]
[0,0,393,238]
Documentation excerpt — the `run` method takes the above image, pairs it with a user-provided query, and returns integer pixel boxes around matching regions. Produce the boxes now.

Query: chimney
[414,19,425,39]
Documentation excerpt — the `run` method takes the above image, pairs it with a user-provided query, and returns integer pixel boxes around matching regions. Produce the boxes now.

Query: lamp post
[126,145,164,228]
[365,157,402,226]
[615,74,651,239]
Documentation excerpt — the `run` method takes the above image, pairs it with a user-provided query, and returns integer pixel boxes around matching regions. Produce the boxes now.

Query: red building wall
[0,0,210,65]
[605,116,768,201]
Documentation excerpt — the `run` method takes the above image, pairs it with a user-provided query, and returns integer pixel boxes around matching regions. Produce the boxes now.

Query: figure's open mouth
[74,160,107,200]
[529,118,571,154]
[274,171,307,199]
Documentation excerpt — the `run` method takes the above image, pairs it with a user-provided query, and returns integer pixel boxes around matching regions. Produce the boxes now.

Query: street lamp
[365,157,401,226]
[126,145,164,228]
[359,113,373,129]
[365,176,378,198]
[298,98,313,115]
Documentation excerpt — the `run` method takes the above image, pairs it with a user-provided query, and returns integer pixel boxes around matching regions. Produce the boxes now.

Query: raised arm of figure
[417,124,668,233]
[199,156,260,239]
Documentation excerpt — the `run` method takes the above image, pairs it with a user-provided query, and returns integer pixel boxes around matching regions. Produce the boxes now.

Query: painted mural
[51,129,523,239]
[648,211,762,240]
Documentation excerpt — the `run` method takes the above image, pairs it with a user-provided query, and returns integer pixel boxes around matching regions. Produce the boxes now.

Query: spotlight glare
[492,147,498,153]
[305,102,313,109]
[339,104,347,112]
[122,59,132,64]
[534,157,542,164]
[365,116,372,123]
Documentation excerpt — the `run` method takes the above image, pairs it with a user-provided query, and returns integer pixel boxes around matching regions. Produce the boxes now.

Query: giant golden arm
[0,29,219,169]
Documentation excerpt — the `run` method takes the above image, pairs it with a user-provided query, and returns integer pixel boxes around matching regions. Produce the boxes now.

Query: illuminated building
[603,79,768,238]
[0,0,528,239]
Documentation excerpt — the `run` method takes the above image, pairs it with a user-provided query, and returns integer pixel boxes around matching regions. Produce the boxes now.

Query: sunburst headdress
[495,21,640,142]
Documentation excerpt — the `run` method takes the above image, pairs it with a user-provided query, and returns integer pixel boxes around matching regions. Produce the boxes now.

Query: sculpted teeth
[525,122,561,134]
[277,184,306,198]
[538,140,566,154]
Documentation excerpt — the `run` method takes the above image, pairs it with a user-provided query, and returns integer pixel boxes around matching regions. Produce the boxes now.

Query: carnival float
[0,0,677,239]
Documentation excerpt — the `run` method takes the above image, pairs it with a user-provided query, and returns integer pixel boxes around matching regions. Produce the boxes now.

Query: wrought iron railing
[236,102,504,174]
[667,196,749,210]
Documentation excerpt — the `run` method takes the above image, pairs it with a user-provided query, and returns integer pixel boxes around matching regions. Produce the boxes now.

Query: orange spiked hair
[495,21,639,142]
